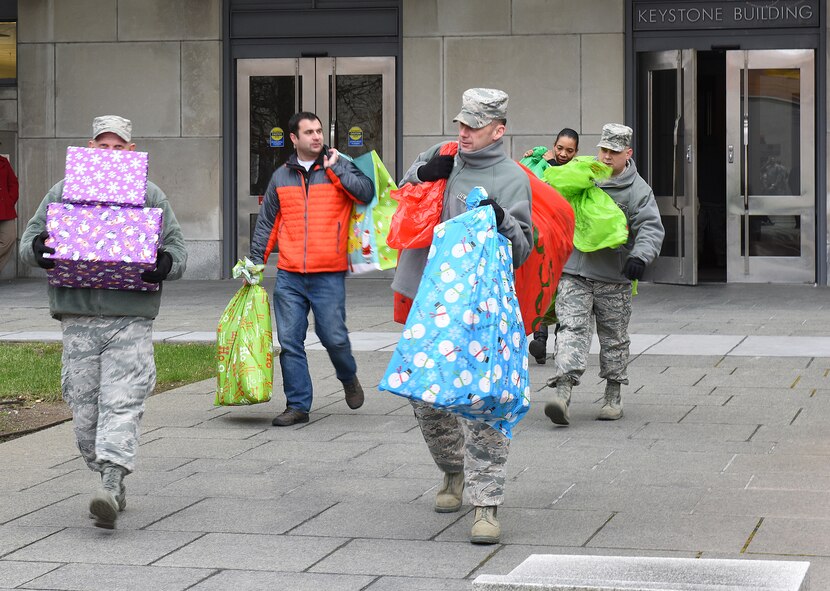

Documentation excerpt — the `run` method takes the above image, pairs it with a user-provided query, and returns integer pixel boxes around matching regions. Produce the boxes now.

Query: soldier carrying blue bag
[385,88,533,545]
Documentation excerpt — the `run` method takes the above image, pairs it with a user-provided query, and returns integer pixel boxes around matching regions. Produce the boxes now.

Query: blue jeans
[273,269,357,412]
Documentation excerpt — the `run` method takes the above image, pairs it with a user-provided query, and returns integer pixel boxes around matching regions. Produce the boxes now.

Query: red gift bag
[386,142,459,250]
[514,164,575,334]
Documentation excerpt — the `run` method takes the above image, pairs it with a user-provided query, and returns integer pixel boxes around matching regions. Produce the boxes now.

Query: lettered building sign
[633,0,819,31]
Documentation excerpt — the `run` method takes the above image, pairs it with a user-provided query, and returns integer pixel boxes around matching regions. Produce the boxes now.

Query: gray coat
[391,139,533,299]
[562,158,664,283]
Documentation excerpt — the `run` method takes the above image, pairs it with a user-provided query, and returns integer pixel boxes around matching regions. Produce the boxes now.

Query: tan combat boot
[470,506,500,544]
[544,380,572,426]
[434,472,464,513]
[597,381,623,420]
[89,463,127,529]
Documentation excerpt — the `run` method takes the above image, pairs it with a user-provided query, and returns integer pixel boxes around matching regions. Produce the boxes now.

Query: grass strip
[0,342,216,402]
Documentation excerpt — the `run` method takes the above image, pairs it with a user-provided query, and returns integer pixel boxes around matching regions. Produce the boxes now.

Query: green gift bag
[215,259,273,406]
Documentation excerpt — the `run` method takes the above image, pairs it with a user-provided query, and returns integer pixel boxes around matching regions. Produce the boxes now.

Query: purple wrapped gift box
[45,202,163,292]
[62,146,149,207]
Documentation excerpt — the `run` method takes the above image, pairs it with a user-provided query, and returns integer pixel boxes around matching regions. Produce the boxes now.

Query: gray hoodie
[562,158,664,283]
[391,139,533,299]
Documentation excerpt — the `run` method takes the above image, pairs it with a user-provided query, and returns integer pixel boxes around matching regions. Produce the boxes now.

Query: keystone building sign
[633,0,819,30]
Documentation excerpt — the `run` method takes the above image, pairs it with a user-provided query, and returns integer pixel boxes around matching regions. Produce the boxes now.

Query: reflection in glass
[658,214,683,258]
[333,74,382,160]
[740,214,800,256]
[649,69,684,197]
[249,76,298,196]
[741,68,800,196]
[0,22,15,81]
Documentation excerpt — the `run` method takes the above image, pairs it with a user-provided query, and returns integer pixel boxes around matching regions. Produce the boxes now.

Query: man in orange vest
[250,111,374,426]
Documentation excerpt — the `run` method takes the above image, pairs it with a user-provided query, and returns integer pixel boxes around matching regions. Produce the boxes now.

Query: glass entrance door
[725,50,814,283]
[638,49,698,285]
[235,57,396,265]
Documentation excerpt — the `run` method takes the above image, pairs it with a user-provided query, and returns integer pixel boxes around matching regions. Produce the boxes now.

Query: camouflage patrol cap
[92,115,132,142]
[453,88,509,129]
[597,123,633,152]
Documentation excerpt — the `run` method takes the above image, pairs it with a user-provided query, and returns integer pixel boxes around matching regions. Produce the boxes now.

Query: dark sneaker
[272,408,310,427]
[527,338,547,364]
[343,377,365,410]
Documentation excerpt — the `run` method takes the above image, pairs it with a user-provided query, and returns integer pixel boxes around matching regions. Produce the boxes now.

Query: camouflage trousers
[60,316,156,474]
[549,273,632,387]
[411,401,510,506]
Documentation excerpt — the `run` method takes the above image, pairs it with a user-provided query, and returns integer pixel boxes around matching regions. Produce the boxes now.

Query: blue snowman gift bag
[379,193,530,438]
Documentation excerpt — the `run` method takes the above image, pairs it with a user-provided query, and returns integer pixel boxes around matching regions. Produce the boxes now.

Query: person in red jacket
[0,154,19,274]
[249,111,375,426]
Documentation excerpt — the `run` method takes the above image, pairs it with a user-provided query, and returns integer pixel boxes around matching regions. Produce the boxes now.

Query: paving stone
[142,426,267,440]
[681,404,801,425]
[23,468,194,498]
[586,512,760,553]
[21,563,212,591]
[292,500,459,540]
[9,494,202,530]
[725,452,830,475]
[138,436,265,460]
[310,539,497,578]
[188,570,374,591]
[631,422,760,442]
[155,532,346,571]
[748,516,830,555]
[436,507,612,546]
[233,438,379,464]
[281,475,435,505]
[0,561,59,588]
[693,488,830,519]
[551,482,707,514]
[148,496,334,534]
[5,529,201,565]
[0,492,74,525]
[0,469,79,493]
[363,576,472,590]
[154,472,305,499]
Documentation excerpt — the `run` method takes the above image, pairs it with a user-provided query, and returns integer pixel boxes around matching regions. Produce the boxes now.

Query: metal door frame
[640,49,698,285]
[235,56,396,269]
[725,49,815,283]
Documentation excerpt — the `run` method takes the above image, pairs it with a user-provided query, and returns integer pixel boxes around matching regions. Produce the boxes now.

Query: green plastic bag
[519,146,551,179]
[215,259,273,406]
[543,156,628,252]
[347,150,399,272]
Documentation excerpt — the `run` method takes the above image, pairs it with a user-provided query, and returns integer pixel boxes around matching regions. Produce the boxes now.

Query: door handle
[728,145,734,163]
[686,144,692,163]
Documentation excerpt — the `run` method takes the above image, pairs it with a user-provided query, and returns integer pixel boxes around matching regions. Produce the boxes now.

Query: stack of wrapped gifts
[45,146,163,292]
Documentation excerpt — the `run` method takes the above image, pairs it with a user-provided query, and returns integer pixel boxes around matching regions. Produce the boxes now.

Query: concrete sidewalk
[1,277,830,590]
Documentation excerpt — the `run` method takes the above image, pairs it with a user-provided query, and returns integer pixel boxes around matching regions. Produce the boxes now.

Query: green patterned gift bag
[215,258,273,406]
[347,150,399,273]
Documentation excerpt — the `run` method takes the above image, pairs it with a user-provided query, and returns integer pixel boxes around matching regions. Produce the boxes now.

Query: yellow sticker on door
[270,127,284,148]
[348,126,364,147]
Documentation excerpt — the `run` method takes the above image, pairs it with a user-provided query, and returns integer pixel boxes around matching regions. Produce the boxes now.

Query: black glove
[32,231,56,270]
[141,249,173,283]
[479,198,505,227]
[416,155,454,182]
[622,257,646,281]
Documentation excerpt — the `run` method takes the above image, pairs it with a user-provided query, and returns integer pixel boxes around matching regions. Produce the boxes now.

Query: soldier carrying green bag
[544,123,665,426]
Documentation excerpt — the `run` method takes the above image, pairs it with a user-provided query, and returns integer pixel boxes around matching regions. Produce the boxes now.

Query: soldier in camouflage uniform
[394,89,533,544]
[545,123,664,425]
[19,116,187,529]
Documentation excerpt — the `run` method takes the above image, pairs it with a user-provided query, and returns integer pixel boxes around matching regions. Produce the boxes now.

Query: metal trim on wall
[221,0,402,278]
[625,0,827,284]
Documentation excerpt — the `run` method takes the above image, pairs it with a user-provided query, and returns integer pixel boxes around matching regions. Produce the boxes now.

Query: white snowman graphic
[413,351,435,369]
[444,283,465,303]
[439,262,456,283]
[402,323,426,341]
[438,339,462,362]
